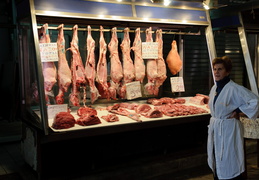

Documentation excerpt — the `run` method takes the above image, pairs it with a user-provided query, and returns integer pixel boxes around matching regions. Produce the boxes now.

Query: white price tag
[142,42,158,59]
[170,77,185,92]
[39,43,59,62]
[126,81,142,100]
[47,104,68,119]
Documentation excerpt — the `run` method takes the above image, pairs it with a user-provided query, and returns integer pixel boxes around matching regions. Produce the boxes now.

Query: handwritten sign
[47,104,68,119]
[126,81,142,100]
[170,77,185,92]
[39,43,59,62]
[142,42,158,59]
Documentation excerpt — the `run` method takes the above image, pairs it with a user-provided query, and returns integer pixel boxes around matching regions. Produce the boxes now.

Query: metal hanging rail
[37,25,200,35]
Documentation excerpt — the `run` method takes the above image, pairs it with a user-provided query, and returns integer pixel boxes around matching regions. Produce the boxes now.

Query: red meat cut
[101,114,119,122]
[76,114,101,126]
[52,112,76,129]
[77,106,97,116]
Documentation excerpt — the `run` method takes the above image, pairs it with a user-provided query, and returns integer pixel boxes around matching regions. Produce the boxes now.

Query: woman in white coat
[208,56,259,180]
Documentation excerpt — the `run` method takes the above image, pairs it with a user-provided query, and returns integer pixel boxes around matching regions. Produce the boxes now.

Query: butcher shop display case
[17,0,216,178]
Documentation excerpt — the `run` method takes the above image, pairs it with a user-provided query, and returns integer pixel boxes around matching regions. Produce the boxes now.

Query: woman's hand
[229,111,240,119]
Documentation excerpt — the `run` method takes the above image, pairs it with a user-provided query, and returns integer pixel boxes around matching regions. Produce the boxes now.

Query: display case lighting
[203,2,210,10]
[150,0,172,6]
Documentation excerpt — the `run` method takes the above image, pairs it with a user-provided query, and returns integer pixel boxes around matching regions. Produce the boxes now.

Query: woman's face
[213,63,230,81]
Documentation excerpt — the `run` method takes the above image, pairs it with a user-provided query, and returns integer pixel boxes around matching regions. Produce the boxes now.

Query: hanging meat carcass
[55,24,72,104]
[166,40,183,75]
[154,29,167,96]
[68,25,86,106]
[144,27,158,95]
[108,27,123,99]
[96,26,109,99]
[120,27,135,98]
[39,23,57,104]
[85,25,100,104]
[132,27,145,83]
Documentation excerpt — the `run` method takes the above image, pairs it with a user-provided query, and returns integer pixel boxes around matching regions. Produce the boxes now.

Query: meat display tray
[47,97,210,132]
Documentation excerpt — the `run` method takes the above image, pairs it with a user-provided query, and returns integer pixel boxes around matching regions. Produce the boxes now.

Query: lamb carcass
[154,29,167,96]
[132,27,145,83]
[85,25,100,104]
[108,27,123,99]
[144,27,157,95]
[120,27,135,98]
[39,23,57,104]
[55,24,72,104]
[166,40,182,75]
[96,26,109,99]
[68,25,86,106]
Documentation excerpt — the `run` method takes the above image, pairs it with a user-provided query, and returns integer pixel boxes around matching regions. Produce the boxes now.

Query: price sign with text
[170,77,185,92]
[47,104,68,119]
[126,81,142,100]
[39,43,59,62]
[142,42,158,59]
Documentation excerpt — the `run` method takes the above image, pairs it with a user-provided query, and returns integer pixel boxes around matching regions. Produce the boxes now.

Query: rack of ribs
[55,24,72,104]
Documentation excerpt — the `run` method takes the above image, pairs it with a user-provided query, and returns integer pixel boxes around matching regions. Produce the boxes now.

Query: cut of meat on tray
[101,114,119,122]
[147,97,185,106]
[135,104,152,114]
[52,112,76,129]
[76,114,101,126]
[56,24,72,104]
[77,106,97,116]
[107,104,141,122]
[39,23,57,104]
[196,94,209,104]
[166,40,182,75]
[141,109,163,118]
[155,104,208,117]
[119,102,139,110]
[189,94,209,105]
[85,25,100,104]
[68,25,86,106]
[135,104,162,118]
[96,26,109,100]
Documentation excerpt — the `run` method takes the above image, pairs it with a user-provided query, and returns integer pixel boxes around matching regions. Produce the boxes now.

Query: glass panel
[19,17,44,128]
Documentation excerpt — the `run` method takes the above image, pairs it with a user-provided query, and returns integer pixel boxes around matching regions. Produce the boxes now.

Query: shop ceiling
[200,0,259,32]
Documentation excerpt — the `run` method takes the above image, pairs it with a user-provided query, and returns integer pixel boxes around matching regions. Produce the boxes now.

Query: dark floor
[0,120,259,180]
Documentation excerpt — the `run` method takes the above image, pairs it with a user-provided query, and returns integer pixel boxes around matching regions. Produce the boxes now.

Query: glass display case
[17,0,215,136]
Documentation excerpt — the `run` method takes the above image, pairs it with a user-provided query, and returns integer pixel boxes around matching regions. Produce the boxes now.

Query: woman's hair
[212,56,232,72]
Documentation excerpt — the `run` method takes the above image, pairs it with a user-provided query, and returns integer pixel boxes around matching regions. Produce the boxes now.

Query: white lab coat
[208,80,259,179]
